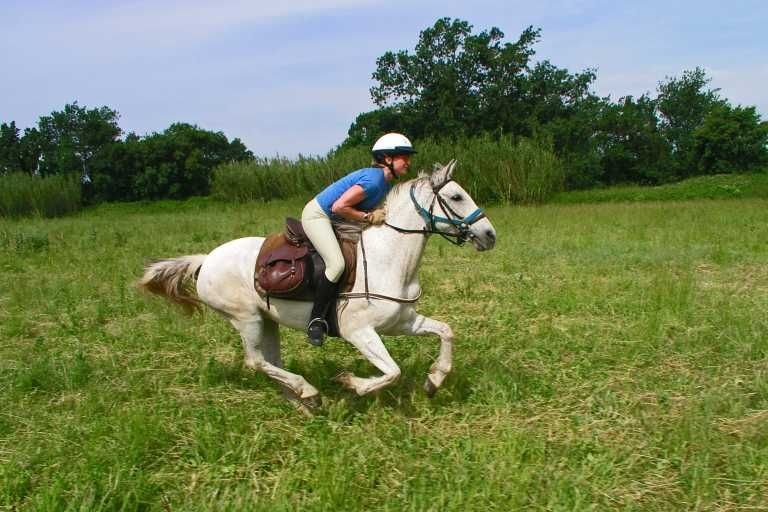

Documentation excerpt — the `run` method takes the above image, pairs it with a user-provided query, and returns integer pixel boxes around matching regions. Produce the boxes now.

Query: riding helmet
[371,133,417,160]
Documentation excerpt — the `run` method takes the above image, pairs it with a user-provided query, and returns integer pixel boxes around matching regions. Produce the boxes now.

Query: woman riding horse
[301,132,417,346]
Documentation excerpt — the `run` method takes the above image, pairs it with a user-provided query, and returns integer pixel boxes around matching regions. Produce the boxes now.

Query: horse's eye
[451,194,463,201]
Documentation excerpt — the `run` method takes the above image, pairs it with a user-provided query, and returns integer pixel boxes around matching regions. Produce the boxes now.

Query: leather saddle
[254,218,358,303]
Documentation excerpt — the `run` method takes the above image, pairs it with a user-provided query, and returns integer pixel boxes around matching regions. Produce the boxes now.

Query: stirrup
[306,318,329,347]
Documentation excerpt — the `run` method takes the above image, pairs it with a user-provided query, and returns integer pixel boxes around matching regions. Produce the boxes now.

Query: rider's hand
[368,208,387,225]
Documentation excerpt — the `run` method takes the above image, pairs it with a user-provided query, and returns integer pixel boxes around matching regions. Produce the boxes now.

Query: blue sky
[1,0,766,158]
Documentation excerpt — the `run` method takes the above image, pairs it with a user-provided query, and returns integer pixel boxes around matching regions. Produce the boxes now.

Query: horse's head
[414,159,497,251]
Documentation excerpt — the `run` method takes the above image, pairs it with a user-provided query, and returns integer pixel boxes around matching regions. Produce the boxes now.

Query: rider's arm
[331,185,369,222]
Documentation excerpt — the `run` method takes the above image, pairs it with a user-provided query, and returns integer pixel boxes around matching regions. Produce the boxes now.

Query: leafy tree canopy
[351,17,596,145]
[0,121,22,174]
[692,104,768,174]
[36,102,122,177]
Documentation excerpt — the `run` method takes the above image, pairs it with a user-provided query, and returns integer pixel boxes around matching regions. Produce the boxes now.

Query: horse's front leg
[399,313,454,397]
[335,326,401,396]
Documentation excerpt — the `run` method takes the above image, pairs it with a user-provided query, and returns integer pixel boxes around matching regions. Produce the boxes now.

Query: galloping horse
[138,160,496,407]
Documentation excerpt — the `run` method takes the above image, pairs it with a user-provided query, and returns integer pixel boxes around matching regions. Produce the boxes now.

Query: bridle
[342,178,486,304]
[385,179,486,245]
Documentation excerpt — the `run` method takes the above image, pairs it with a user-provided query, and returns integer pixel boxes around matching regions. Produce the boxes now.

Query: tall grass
[0,172,82,218]
[211,146,371,202]
[212,136,564,205]
[442,135,564,203]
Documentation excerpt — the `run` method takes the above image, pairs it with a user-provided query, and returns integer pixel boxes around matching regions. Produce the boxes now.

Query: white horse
[138,160,496,407]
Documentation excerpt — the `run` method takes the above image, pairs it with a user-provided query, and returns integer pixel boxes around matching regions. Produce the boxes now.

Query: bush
[0,172,82,218]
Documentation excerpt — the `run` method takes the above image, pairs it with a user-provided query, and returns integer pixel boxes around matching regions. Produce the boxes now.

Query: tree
[595,95,671,184]
[541,95,607,188]
[368,18,545,139]
[353,17,598,156]
[343,107,417,148]
[520,61,596,131]
[692,104,768,174]
[35,102,121,177]
[0,121,22,174]
[87,135,145,202]
[128,123,253,200]
[18,128,44,175]
[656,67,725,177]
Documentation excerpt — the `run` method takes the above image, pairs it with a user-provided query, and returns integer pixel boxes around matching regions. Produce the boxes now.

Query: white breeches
[301,198,344,283]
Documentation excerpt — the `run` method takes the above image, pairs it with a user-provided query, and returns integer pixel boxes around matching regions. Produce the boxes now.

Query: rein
[338,290,423,303]
[337,224,423,304]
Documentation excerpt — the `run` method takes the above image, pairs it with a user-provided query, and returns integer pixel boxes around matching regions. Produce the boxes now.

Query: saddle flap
[255,233,313,297]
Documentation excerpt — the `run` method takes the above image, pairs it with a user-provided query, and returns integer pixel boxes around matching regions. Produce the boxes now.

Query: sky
[2,0,766,158]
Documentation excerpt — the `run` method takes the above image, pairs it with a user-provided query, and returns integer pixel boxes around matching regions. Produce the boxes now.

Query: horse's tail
[137,254,207,315]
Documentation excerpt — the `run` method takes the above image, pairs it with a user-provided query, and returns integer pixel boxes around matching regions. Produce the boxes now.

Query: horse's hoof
[423,377,438,398]
[333,371,353,386]
[333,372,357,391]
[300,393,322,411]
[289,393,322,417]
[292,401,316,417]
[282,386,322,415]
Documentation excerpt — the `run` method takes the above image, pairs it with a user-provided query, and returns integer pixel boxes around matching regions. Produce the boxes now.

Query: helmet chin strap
[376,158,399,180]
[388,163,400,180]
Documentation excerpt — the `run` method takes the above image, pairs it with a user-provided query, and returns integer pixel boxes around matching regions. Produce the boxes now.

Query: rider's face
[389,154,411,176]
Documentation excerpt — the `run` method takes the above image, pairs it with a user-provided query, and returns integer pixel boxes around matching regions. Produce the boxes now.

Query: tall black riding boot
[306,274,338,347]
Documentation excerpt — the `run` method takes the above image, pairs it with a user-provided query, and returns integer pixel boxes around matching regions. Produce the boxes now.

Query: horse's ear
[446,159,457,180]
[430,159,457,188]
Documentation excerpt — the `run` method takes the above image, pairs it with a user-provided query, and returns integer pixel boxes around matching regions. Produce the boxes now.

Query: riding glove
[368,208,387,225]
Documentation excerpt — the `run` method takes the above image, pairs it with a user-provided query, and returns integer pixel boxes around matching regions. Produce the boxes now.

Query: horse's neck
[359,180,429,292]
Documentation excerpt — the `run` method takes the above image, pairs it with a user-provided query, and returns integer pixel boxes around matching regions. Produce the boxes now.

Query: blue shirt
[315,167,390,217]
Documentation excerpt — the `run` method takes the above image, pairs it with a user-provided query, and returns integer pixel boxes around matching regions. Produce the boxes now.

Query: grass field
[1,193,767,510]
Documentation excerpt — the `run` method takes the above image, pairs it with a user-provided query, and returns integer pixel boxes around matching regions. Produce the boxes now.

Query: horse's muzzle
[472,228,496,251]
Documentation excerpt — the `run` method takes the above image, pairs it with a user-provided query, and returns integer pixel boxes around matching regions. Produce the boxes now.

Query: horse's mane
[385,173,428,204]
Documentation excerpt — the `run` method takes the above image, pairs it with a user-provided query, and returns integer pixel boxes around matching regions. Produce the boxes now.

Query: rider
[301,132,416,346]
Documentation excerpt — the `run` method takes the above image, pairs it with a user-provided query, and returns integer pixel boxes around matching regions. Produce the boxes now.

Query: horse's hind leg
[258,314,282,368]
[231,315,320,402]
[258,315,321,410]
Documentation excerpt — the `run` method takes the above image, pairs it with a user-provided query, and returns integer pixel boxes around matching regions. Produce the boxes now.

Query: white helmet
[371,133,417,160]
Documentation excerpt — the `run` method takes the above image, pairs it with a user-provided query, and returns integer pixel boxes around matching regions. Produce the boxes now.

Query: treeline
[0,103,252,215]
[2,17,768,218]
